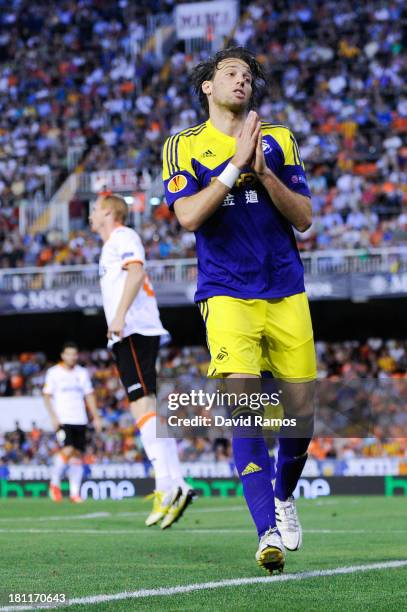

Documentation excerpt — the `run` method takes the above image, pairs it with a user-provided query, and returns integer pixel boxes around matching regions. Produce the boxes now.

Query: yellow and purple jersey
[162,119,311,301]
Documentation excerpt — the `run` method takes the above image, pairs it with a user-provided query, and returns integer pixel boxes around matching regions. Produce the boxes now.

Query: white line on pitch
[0,560,406,611]
[1,527,407,536]
[0,528,249,535]
[0,512,110,523]
[0,505,246,523]
[116,505,245,518]
[0,497,366,524]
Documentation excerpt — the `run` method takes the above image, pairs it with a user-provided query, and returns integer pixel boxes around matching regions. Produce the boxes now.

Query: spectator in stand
[12,421,26,449]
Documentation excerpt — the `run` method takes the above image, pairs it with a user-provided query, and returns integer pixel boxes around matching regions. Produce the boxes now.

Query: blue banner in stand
[0,287,103,314]
[351,272,407,300]
[304,274,350,300]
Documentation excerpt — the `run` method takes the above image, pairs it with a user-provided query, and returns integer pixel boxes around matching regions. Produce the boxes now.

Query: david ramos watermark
[167,412,297,428]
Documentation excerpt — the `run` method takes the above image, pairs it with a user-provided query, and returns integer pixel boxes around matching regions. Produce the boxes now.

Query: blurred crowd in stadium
[1,0,406,464]
[0,209,196,268]
[1,340,406,465]
[0,0,406,267]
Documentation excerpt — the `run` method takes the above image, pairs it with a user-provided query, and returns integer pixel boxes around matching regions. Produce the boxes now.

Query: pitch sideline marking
[1,527,407,536]
[0,505,246,523]
[0,499,364,525]
[0,560,406,611]
[0,498,364,524]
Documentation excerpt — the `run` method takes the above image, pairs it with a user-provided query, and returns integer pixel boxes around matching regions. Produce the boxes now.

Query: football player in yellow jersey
[162,47,316,574]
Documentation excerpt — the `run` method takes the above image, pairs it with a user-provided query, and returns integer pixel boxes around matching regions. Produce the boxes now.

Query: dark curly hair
[61,341,79,352]
[191,46,267,114]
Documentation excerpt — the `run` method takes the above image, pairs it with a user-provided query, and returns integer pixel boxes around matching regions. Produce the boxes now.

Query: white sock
[50,452,67,487]
[68,458,84,498]
[138,414,172,493]
[165,437,189,491]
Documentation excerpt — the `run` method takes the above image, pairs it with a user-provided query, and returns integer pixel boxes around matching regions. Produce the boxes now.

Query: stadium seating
[0,0,406,465]
[0,0,406,263]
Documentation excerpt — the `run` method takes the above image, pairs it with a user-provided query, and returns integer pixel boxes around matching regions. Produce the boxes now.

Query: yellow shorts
[199,292,317,381]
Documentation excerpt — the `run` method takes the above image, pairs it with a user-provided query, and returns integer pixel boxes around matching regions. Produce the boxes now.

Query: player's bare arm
[43,393,60,431]
[85,392,102,433]
[108,262,145,338]
[174,111,261,232]
[253,132,312,232]
[174,179,229,232]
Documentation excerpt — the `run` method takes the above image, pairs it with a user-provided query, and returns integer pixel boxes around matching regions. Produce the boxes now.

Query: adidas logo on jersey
[202,149,216,158]
[241,462,262,476]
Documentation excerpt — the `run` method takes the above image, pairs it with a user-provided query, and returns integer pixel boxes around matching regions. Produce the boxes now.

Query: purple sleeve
[280,165,311,198]
[266,131,311,198]
[164,171,200,209]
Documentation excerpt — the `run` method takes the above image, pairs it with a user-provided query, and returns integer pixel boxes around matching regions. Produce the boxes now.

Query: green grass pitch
[0,496,406,611]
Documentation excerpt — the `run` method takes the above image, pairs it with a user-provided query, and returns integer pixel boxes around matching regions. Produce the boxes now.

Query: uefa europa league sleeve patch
[168,174,188,193]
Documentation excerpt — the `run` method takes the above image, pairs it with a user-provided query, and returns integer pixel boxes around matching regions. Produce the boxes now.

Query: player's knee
[279,381,315,417]
[130,394,156,421]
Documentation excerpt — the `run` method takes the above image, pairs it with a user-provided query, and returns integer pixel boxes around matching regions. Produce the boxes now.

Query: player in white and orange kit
[43,341,102,503]
[90,193,194,528]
